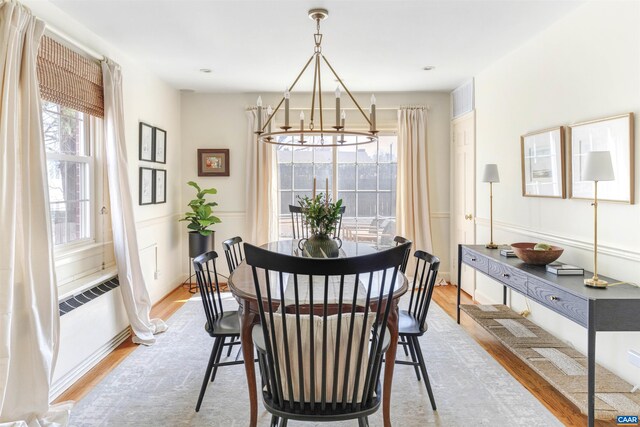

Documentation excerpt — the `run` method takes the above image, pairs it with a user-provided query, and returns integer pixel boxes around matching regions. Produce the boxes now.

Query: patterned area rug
[67,295,561,426]
[460,304,640,420]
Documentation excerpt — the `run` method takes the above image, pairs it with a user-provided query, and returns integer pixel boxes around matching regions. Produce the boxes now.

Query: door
[451,111,476,296]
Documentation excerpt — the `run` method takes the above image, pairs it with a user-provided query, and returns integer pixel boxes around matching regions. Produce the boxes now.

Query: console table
[457,244,640,427]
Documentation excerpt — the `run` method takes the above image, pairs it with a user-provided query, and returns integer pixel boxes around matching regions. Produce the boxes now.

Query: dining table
[228,239,408,427]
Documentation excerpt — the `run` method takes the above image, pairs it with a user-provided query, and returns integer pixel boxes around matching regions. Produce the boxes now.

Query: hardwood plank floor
[53,284,195,404]
[55,282,614,426]
[434,284,614,427]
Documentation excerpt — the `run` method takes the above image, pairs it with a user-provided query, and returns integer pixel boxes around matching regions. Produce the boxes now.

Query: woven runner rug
[460,304,640,420]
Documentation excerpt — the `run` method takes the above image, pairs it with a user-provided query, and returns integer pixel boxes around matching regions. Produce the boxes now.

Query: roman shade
[37,35,104,117]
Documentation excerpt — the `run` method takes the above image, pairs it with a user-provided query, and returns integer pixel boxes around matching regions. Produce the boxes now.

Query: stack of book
[500,248,517,258]
[546,262,584,276]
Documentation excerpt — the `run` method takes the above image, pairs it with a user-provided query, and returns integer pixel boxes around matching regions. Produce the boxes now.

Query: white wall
[475,0,640,384]
[180,91,451,278]
[23,0,184,396]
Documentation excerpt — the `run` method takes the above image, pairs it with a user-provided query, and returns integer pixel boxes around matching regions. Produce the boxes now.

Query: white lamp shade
[582,151,615,182]
[482,164,500,183]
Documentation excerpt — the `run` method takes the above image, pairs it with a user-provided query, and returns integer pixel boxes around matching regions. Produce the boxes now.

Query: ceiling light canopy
[254,8,377,147]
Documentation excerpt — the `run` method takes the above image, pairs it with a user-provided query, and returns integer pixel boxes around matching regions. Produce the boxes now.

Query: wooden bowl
[510,242,563,265]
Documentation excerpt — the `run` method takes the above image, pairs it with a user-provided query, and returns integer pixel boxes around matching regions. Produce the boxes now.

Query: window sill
[54,240,100,262]
[58,266,118,301]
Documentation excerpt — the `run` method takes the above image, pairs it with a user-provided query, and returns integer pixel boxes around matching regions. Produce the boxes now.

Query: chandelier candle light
[482,164,500,249]
[582,151,615,288]
[254,8,378,147]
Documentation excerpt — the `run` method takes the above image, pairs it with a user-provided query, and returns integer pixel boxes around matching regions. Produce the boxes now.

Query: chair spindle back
[406,251,440,332]
[244,242,411,416]
[193,251,225,330]
[222,236,244,273]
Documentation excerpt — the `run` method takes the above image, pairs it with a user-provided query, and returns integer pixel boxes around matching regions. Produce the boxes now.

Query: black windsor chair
[192,251,244,412]
[395,250,440,410]
[244,241,411,427]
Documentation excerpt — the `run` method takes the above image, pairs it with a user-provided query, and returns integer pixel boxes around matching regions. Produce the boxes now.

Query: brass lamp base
[584,277,608,288]
[485,242,499,249]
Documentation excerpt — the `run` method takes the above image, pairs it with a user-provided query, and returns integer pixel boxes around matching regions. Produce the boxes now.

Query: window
[277,134,398,245]
[42,101,93,246]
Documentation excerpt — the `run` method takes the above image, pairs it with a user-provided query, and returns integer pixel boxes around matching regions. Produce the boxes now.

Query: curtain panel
[0,1,70,424]
[101,59,167,345]
[245,109,279,245]
[396,108,433,271]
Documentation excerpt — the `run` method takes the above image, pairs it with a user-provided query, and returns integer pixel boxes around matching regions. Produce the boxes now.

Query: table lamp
[482,164,500,249]
[582,151,614,287]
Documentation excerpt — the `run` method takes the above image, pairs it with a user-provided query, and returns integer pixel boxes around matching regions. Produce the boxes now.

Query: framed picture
[154,169,166,204]
[139,122,154,162]
[520,126,565,198]
[568,113,635,203]
[198,149,230,177]
[154,127,166,164]
[139,167,154,205]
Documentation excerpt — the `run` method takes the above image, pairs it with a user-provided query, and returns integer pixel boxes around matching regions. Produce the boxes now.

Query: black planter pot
[189,231,214,258]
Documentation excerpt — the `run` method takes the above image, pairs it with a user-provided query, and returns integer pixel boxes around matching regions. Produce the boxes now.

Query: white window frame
[277,129,398,243]
[43,103,96,252]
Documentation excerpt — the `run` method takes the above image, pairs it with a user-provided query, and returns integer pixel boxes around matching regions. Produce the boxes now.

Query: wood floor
[55,282,614,426]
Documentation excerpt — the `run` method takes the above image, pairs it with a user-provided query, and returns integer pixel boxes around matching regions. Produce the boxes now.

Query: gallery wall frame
[139,122,154,162]
[568,113,635,204]
[154,127,167,164]
[139,167,154,205]
[198,148,230,177]
[154,169,166,204]
[521,126,566,199]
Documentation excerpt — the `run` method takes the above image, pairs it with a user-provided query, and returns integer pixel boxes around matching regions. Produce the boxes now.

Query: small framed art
[154,128,166,164]
[139,122,154,162]
[521,126,565,198]
[139,167,154,205]
[568,113,635,203]
[198,149,230,177]
[154,169,166,204]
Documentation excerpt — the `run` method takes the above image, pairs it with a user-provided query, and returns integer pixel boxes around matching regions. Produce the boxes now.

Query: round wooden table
[228,239,408,427]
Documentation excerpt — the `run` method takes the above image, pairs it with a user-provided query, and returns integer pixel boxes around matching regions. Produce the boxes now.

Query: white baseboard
[50,328,131,401]
[472,288,495,305]
[437,271,450,284]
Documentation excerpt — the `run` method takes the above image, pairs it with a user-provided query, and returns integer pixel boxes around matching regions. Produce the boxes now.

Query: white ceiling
[50,0,583,92]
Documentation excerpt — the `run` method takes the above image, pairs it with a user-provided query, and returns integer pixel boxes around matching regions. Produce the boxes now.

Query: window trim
[277,129,398,243]
[44,104,97,253]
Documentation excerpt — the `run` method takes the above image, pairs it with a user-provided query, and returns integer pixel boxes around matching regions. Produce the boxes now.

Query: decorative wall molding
[476,217,640,263]
[215,211,246,219]
[50,327,130,400]
[136,212,181,229]
[431,212,450,219]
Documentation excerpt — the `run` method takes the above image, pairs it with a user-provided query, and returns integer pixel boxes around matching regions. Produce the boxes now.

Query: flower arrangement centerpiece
[297,179,343,257]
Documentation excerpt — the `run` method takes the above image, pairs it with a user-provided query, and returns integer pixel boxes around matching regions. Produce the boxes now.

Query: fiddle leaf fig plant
[179,181,221,236]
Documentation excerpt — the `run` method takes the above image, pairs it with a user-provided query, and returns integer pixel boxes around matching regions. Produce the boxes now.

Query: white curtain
[245,109,279,244]
[0,1,70,425]
[396,108,433,268]
[101,59,167,345]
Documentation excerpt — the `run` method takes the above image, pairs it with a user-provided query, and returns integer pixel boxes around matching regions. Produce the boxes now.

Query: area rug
[460,304,640,420]
[67,295,561,426]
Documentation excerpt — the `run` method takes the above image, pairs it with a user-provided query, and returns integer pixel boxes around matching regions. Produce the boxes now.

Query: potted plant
[180,181,221,258]
[297,193,343,258]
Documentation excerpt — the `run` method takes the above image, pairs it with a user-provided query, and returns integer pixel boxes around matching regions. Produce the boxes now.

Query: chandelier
[255,8,378,147]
